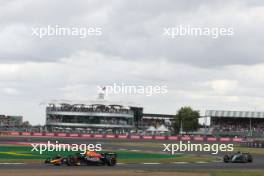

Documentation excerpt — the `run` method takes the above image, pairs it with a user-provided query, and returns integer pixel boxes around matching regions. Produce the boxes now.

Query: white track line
[196,161,208,164]
[171,162,188,164]
[141,163,161,165]
[212,160,222,163]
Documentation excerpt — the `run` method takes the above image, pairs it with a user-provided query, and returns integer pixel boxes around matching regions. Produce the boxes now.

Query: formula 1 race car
[45,151,117,166]
[223,152,253,163]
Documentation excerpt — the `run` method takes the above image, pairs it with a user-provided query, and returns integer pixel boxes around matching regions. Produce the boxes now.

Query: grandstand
[46,102,138,134]
[206,110,264,137]
[0,115,24,131]
[0,115,23,127]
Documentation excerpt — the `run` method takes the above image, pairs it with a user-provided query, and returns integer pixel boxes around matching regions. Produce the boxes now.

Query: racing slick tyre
[66,155,78,166]
[241,156,247,163]
[44,158,50,164]
[223,155,230,163]
[107,157,117,166]
[247,154,253,163]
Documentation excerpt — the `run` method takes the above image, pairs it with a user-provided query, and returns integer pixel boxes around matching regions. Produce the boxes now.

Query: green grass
[156,170,264,176]
[119,154,218,163]
[210,170,264,176]
[234,146,264,155]
[108,141,163,149]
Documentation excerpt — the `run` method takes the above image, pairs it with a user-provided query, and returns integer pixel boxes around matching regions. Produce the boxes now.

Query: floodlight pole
[180,119,183,135]
[204,116,208,136]
[249,118,252,136]
[249,107,257,137]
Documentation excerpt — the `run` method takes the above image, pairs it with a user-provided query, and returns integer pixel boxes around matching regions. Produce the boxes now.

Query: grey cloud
[0,0,264,124]
[0,0,264,67]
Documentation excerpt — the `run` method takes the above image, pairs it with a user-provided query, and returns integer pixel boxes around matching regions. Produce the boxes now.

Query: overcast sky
[0,0,264,125]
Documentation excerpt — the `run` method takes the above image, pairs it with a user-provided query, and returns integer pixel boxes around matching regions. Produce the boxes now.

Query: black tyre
[107,158,117,166]
[54,163,61,166]
[44,158,50,164]
[241,156,247,163]
[66,156,78,166]
[247,154,253,163]
[223,155,230,163]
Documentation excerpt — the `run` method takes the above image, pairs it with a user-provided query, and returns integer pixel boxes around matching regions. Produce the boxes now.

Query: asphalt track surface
[0,136,264,170]
[0,161,263,170]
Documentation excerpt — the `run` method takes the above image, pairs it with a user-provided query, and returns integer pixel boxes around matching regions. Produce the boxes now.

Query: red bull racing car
[45,150,117,166]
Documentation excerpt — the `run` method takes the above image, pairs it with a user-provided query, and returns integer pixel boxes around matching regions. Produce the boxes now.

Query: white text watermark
[163,141,233,155]
[31,25,102,38]
[163,25,234,39]
[97,83,168,97]
[31,141,102,154]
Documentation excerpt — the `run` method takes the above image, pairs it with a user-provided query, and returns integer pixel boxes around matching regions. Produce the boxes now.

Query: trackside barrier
[81,134,92,138]
[232,138,242,142]
[21,132,31,136]
[154,136,166,140]
[33,132,42,136]
[45,133,54,137]
[130,135,141,139]
[219,137,231,142]
[10,132,20,136]
[3,131,243,142]
[68,133,79,137]
[105,134,116,139]
[57,133,67,137]
[94,134,104,138]
[167,136,179,140]
[193,136,204,141]
[117,135,128,139]
[180,136,191,141]
[207,137,217,142]
[142,136,153,140]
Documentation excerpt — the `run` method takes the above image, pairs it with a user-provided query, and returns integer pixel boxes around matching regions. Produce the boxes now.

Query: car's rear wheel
[107,158,117,166]
[66,156,78,166]
[247,154,253,163]
[241,156,247,163]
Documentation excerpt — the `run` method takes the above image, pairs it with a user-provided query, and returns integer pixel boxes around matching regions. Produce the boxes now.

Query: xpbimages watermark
[31,25,102,38]
[163,141,234,155]
[97,83,168,97]
[163,25,234,39]
[31,141,102,154]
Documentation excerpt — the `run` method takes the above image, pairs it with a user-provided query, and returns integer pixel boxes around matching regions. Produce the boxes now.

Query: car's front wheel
[223,155,230,163]
[107,158,117,166]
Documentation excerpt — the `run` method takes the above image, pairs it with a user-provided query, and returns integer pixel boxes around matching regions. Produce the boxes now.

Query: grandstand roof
[205,110,264,119]
[44,99,142,108]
